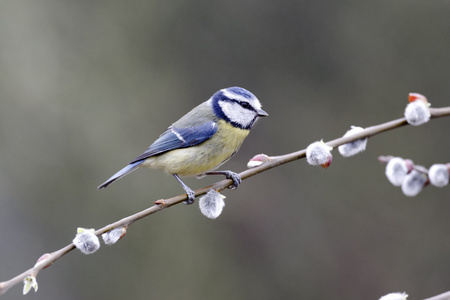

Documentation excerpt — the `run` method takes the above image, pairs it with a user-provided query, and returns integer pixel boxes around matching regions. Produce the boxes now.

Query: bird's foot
[173,174,196,205]
[205,170,242,190]
[224,171,242,189]
[183,187,196,205]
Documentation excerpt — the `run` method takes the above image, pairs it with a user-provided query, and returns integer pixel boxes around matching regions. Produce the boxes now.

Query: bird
[98,86,268,204]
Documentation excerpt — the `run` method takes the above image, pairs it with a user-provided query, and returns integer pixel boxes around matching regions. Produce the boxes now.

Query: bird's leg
[173,174,196,205]
[204,170,242,190]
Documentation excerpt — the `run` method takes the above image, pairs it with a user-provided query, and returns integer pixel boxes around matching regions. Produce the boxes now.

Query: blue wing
[130,121,218,163]
[97,121,218,189]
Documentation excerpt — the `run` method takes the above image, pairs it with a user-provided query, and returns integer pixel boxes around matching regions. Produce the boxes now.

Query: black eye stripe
[218,94,256,112]
[229,99,254,111]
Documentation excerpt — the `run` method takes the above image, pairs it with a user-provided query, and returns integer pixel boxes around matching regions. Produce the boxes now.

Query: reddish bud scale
[404,159,415,173]
[247,154,271,168]
[321,155,333,169]
[408,93,428,104]
[117,227,127,240]
[35,253,53,269]
[251,154,270,162]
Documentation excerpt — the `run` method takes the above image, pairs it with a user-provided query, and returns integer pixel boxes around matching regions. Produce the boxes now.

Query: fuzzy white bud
[428,164,449,187]
[385,157,412,186]
[73,228,100,255]
[306,140,333,168]
[199,189,226,219]
[23,275,38,295]
[338,126,367,157]
[404,100,430,126]
[379,292,408,300]
[401,170,428,197]
[102,227,127,245]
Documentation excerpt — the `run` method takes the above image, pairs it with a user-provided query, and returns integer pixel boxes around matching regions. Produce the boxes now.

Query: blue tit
[98,86,268,204]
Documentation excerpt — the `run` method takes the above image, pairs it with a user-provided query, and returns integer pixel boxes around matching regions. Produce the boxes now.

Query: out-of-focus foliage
[0,1,449,299]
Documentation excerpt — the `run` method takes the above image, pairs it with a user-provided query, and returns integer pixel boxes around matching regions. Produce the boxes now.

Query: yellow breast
[141,120,250,176]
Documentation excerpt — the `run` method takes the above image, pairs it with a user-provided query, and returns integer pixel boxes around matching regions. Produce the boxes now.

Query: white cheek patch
[219,101,255,128]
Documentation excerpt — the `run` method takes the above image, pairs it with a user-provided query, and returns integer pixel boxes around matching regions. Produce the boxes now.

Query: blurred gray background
[1,1,449,299]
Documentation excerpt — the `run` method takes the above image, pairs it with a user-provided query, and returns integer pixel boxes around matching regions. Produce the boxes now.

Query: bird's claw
[183,188,196,205]
[225,171,241,190]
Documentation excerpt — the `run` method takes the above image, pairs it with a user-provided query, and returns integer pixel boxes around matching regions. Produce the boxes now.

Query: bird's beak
[257,109,269,117]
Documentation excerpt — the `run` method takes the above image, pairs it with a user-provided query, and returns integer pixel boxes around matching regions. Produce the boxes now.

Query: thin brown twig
[1,106,449,297]
[423,290,450,300]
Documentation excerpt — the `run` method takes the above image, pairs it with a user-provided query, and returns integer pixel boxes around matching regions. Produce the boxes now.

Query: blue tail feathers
[97,161,143,189]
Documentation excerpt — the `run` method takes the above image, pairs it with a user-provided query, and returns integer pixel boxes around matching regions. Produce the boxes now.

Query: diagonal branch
[423,290,450,300]
[1,106,449,297]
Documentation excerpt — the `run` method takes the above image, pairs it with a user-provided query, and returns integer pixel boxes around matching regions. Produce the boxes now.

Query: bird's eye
[240,101,250,109]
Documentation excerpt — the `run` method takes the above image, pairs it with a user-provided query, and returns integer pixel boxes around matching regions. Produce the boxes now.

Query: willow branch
[423,290,450,300]
[1,106,449,296]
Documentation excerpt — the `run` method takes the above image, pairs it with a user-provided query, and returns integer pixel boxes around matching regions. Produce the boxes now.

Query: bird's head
[211,87,268,130]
